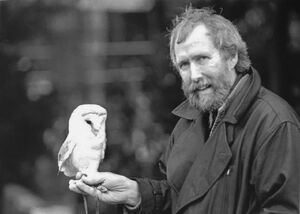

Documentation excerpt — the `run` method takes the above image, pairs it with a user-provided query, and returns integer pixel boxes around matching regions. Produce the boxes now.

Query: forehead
[174,24,216,59]
[181,24,210,43]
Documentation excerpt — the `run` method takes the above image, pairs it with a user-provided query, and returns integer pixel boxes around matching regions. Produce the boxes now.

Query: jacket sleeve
[250,121,300,214]
[133,177,171,214]
[131,133,175,214]
[119,169,171,214]
[121,130,176,214]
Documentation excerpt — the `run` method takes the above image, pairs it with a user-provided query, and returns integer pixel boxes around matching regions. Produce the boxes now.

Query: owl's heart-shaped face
[83,112,107,136]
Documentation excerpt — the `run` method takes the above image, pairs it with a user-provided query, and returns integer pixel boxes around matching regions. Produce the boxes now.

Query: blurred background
[0,0,299,213]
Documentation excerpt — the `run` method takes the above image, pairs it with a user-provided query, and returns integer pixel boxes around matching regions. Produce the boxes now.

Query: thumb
[81,171,107,185]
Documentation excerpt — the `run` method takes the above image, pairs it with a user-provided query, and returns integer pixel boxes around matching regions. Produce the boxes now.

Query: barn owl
[58,104,107,177]
[57,104,107,214]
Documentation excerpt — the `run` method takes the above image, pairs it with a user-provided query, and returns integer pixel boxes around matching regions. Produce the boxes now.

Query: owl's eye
[85,119,92,125]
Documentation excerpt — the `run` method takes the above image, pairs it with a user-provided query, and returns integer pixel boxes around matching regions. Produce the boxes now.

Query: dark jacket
[135,68,300,214]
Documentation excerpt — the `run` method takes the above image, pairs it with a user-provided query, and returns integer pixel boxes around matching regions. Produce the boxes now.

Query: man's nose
[190,62,203,80]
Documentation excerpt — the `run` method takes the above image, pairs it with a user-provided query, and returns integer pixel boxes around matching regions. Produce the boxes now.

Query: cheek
[210,61,228,78]
[180,72,191,84]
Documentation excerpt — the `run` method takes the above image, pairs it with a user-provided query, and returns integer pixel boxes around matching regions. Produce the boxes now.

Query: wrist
[125,179,141,208]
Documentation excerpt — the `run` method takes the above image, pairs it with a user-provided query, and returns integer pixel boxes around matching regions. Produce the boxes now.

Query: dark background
[0,0,299,213]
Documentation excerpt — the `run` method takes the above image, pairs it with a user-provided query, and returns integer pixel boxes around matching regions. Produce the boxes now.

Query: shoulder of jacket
[254,87,300,125]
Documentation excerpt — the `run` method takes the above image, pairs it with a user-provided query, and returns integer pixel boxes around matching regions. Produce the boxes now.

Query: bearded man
[69,7,300,214]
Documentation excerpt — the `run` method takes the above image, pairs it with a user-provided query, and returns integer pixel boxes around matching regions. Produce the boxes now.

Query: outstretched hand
[69,172,141,207]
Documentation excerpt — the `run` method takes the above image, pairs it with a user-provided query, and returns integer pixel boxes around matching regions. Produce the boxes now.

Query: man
[69,7,300,214]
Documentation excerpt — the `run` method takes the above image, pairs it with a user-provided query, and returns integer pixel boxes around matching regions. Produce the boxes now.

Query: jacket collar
[172,67,261,124]
[223,67,261,124]
[172,100,201,120]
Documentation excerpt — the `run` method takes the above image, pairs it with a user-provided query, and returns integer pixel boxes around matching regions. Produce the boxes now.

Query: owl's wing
[58,136,77,176]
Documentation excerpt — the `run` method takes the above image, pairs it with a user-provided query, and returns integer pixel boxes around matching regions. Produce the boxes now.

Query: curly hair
[169,7,251,73]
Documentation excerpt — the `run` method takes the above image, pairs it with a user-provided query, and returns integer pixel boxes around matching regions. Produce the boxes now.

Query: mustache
[187,80,211,93]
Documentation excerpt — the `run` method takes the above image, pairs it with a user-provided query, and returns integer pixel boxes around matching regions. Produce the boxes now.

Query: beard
[182,70,233,112]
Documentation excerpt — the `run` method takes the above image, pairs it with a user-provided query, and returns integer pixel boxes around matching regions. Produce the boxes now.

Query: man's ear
[228,53,238,70]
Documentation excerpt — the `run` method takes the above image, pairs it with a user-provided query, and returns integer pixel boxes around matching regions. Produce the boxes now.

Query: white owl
[58,104,107,177]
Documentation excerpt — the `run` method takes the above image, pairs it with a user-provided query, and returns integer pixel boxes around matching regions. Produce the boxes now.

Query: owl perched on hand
[58,104,107,177]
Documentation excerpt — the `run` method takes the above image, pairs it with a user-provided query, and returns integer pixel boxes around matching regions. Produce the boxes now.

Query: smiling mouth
[195,84,211,92]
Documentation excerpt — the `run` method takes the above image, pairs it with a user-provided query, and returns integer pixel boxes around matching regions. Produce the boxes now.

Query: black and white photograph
[0,0,299,213]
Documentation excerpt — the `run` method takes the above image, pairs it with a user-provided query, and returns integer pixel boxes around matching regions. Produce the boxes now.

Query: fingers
[70,179,108,202]
[70,172,109,195]
[75,179,99,199]
[69,179,86,195]
[70,179,99,198]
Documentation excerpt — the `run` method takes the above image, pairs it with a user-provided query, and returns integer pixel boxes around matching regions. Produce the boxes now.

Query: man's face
[174,24,237,112]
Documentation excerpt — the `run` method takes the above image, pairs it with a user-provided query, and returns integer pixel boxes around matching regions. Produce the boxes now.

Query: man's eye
[179,61,189,70]
[196,56,209,63]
